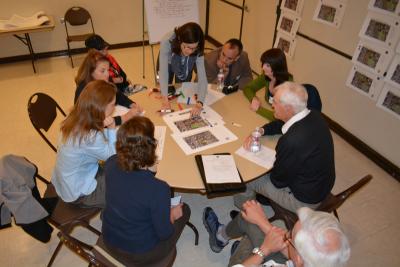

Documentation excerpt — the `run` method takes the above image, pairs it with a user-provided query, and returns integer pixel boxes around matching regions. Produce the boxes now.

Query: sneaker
[230,240,240,256]
[202,207,228,253]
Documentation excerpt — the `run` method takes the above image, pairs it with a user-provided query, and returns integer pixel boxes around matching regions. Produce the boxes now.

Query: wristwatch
[252,247,265,258]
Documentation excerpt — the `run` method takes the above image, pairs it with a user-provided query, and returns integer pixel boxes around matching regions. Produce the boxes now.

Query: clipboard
[195,153,246,198]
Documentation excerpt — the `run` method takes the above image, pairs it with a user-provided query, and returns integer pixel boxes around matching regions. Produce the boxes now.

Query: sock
[216,225,229,245]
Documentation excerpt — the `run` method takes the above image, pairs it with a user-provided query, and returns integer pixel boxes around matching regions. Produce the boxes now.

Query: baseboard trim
[322,114,399,181]
[0,40,149,65]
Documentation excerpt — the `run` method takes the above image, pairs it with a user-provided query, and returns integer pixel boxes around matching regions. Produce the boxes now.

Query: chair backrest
[27,93,66,153]
[303,84,322,112]
[64,6,92,26]
[317,174,373,213]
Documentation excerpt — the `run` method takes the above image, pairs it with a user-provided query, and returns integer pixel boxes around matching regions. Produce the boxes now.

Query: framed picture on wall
[274,32,297,58]
[376,84,400,120]
[277,12,301,37]
[385,54,400,88]
[359,12,400,47]
[346,65,384,100]
[368,0,400,17]
[280,0,305,16]
[312,0,347,28]
[352,40,393,74]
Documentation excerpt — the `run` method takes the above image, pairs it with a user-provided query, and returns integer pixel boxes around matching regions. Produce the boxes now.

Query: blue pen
[187,97,191,105]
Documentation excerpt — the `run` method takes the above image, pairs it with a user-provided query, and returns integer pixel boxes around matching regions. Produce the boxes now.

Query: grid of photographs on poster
[351,40,393,74]
[385,54,400,88]
[274,32,297,58]
[376,84,400,119]
[346,65,384,100]
[277,12,301,37]
[312,0,347,28]
[368,0,400,17]
[359,12,400,47]
[280,0,305,15]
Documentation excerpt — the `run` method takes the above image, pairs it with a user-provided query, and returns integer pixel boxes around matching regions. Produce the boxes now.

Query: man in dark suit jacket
[204,39,253,90]
[239,82,335,212]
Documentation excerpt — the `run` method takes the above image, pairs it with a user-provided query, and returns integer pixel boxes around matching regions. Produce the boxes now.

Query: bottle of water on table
[250,127,262,153]
[217,69,224,91]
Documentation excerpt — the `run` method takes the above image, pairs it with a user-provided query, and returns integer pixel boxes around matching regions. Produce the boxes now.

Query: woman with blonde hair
[52,80,117,208]
[101,116,190,265]
[75,49,141,126]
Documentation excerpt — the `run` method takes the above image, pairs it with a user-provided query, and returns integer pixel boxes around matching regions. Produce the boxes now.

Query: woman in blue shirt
[51,80,117,208]
[102,116,190,266]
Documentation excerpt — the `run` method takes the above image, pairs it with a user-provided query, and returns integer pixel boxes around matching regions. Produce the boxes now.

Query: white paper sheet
[202,155,241,184]
[175,83,225,106]
[163,107,224,134]
[154,126,166,160]
[235,146,276,169]
[171,126,238,155]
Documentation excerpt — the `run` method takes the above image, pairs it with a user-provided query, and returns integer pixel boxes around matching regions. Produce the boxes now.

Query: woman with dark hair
[243,48,293,120]
[51,80,117,208]
[101,116,190,266]
[159,22,207,116]
[75,49,141,126]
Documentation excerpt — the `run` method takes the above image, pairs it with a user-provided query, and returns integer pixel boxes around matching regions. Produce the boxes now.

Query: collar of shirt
[281,108,310,134]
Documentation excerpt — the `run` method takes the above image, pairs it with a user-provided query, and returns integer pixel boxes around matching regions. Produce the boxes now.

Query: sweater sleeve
[150,182,174,240]
[116,91,133,108]
[256,107,275,121]
[270,136,298,188]
[195,55,208,102]
[159,32,173,97]
[243,75,267,102]
[262,120,284,135]
[204,50,219,84]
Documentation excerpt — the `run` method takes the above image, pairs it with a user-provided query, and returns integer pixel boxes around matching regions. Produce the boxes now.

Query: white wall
[0,0,207,58]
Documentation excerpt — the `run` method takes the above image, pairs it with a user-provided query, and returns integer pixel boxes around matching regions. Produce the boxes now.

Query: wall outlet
[60,17,65,24]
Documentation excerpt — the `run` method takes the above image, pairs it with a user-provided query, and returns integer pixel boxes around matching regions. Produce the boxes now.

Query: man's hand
[250,97,261,111]
[260,226,287,256]
[243,134,253,151]
[103,116,115,128]
[170,203,183,223]
[112,77,124,84]
[241,200,271,233]
[216,59,229,77]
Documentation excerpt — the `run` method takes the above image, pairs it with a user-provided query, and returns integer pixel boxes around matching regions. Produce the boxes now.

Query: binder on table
[195,153,246,197]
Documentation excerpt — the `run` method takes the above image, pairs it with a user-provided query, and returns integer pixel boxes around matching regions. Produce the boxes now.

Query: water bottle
[250,127,262,153]
[217,69,224,91]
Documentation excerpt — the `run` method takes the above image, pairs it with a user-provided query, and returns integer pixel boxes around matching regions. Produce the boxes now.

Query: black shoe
[256,194,271,206]
[230,240,240,256]
[230,210,240,220]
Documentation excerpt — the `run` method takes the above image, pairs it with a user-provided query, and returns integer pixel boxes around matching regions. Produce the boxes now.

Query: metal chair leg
[186,221,199,245]
[47,240,64,267]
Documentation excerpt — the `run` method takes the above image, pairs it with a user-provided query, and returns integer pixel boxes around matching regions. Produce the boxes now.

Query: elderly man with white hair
[203,82,336,255]
[232,200,351,267]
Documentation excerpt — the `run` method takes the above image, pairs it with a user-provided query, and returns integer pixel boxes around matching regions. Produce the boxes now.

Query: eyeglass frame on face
[284,229,298,253]
[181,43,198,52]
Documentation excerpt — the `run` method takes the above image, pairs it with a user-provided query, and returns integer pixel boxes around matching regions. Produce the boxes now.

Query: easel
[142,0,158,86]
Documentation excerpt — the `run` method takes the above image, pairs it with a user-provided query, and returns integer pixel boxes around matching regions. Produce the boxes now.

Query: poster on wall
[346,65,384,100]
[280,0,305,16]
[368,0,400,17]
[312,0,347,28]
[359,12,400,47]
[277,12,301,37]
[376,84,400,120]
[385,54,400,88]
[274,32,297,58]
[352,40,393,75]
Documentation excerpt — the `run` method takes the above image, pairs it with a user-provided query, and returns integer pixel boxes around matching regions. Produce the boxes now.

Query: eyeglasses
[182,43,198,51]
[284,229,297,252]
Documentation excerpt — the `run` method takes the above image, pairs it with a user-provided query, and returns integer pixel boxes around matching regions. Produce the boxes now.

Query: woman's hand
[170,203,183,223]
[190,102,203,117]
[104,116,116,128]
[250,97,261,111]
